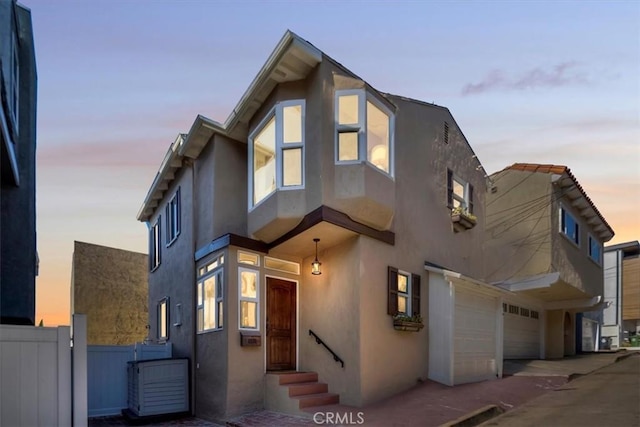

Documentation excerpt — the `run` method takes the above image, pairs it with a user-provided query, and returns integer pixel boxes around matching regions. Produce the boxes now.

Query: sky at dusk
[25,0,639,326]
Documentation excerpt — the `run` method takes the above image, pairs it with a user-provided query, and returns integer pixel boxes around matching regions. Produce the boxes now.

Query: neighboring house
[601,241,640,347]
[137,31,492,421]
[485,164,614,359]
[0,0,37,325]
[71,241,148,345]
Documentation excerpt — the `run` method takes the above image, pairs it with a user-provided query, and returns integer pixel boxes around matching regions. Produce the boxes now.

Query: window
[508,304,519,314]
[264,256,300,275]
[531,311,539,319]
[588,235,602,264]
[250,100,305,207]
[165,188,181,245]
[10,34,18,127]
[447,169,474,213]
[560,207,580,245]
[149,218,161,271]
[335,90,394,176]
[239,268,259,330]
[387,267,421,316]
[158,298,169,341]
[238,251,260,266]
[197,254,224,332]
[520,308,530,317]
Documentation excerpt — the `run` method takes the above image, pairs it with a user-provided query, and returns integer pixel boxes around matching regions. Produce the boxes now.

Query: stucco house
[601,241,640,347]
[485,163,614,359]
[1,0,37,326]
[137,31,493,421]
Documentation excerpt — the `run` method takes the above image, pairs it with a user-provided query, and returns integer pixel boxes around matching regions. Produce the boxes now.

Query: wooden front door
[266,277,296,371]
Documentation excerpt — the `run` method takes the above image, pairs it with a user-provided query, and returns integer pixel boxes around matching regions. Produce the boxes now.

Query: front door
[266,277,297,371]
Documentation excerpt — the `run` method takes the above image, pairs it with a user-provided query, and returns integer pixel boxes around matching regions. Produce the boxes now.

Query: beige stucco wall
[484,171,552,283]
[72,241,148,345]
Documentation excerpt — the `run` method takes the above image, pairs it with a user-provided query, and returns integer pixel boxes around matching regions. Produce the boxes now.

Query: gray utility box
[127,358,189,417]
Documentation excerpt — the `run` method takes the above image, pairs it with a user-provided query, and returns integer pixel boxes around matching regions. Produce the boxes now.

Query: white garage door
[454,289,498,384]
[504,303,540,359]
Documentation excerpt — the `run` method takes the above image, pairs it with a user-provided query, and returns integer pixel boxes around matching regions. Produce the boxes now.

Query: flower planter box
[393,320,424,332]
[452,213,476,232]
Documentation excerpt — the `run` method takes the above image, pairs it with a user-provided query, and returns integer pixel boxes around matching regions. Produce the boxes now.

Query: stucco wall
[72,241,147,345]
[485,171,552,283]
[147,165,195,359]
[0,3,37,325]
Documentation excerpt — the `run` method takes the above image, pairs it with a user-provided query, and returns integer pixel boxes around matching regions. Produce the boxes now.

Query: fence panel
[0,324,72,426]
[87,343,171,417]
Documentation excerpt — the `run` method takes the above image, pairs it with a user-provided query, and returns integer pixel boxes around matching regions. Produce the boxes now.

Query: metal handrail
[308,329,344,368]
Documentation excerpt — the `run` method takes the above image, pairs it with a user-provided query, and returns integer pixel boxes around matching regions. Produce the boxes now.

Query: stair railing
[308,329,345,368]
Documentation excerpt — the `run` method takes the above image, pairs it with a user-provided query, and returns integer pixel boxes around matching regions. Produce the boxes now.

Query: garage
[428,266,502,386]
[503,301,541,359]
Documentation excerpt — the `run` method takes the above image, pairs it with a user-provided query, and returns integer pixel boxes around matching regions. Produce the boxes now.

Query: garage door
[504,303,540,359]
[454,289,498,384]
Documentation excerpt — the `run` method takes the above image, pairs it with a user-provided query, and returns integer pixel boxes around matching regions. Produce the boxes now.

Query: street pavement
[480,353,640,427]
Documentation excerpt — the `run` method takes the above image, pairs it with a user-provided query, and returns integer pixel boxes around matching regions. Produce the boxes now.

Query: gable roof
[499,163,614,242]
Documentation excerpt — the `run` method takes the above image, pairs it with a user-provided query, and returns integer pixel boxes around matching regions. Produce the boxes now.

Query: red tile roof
[500,163,614,240]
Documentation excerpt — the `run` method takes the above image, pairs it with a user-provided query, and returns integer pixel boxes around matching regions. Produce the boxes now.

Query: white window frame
[158,297,169,341]
[397,270,411,315]
[196,254,224,333]
[452,174,470,210]
[165,188,181,246]
[559,205,580,246]
[238,267,260,331]
[588,234,602,265]
[248,100,306,210]
[150,218,161,271]
[334,89,395,177]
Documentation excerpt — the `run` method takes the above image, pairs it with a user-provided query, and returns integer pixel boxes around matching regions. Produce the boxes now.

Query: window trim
[149,218,161,272]
[238,267,260,331]
[196,253,225,334]
[158,297,169,342]
[165,188,181,247]
[559,205,580,247]
[248,99,306,210]
[588,234,602,265]
[335,89,395,178]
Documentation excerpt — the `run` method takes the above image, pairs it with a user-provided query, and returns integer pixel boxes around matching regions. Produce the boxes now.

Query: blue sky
[25,0,639,325]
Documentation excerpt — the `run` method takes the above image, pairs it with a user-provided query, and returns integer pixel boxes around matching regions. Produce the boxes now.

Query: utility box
[127,358,189,417]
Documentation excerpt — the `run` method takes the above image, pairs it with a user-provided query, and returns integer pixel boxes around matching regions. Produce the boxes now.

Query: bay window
[250,100,305,207]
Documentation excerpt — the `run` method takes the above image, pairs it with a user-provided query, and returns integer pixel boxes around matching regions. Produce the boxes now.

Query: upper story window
[560,207,580,246]
[335,90,394,176]
[165,188,181,245]
[588,234,602,265]
[149,218,161,271]
[387,266,421,317]
[197,254,224,332]
[250,100,305,207]
[158,297,169,341]
[447,169,474,213]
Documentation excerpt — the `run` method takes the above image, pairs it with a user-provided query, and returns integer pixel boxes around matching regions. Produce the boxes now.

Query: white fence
[0,315,87,427]
[88,342,172,417]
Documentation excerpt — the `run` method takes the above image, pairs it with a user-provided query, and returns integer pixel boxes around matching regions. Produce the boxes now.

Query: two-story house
[601,241,640,347]
[137,31,493,422]
[485,164,614,359]
[0,0,37,325]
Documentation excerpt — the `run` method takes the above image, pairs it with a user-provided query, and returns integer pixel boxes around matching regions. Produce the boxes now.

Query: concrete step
[294,392,340,408]
[288,381,328,397]
[278,372,318,385]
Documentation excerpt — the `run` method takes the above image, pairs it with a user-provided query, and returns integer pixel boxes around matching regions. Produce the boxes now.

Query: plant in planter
[393,313,424,332]
[451,206,477,231]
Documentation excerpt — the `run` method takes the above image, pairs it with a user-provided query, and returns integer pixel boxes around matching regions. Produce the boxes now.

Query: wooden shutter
[468,184,474,214]
[411,274,421,316]
[446,169,453,208]
[387,266,399,315]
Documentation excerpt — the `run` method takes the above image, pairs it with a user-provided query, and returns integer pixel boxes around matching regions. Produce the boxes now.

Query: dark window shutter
[468,184,474,214]
[148,227,153,271]
[177,187,181,234]
[157,217,162,265]
[387,266,399,315]
[165,205,170,244]
[446,169,453,208]
[411,274,421,316]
